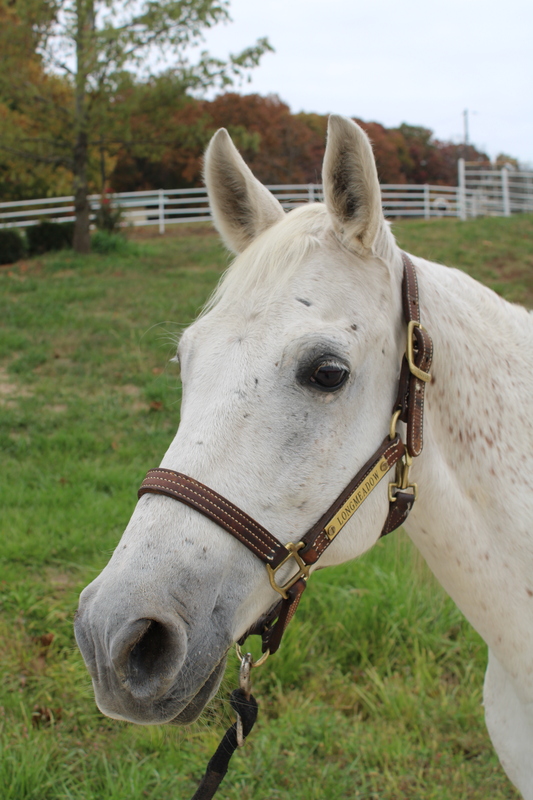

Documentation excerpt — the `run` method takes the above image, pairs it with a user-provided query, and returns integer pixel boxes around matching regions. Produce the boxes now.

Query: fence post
[424,184,430,220]
[457,158,466,219]
[501,168,511,217]
[158,189,165,234]
[308,184,314,203]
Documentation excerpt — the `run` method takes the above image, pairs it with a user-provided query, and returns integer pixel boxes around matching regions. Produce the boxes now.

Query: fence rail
[1,169,532,232]
[458,159,533,219]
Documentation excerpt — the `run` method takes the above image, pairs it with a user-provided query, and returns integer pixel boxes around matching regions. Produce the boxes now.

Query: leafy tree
[395,124,488,185]
[200,94,323,184]
[0,1,73,199]
[111,93,327,191]
[355,120,407,184]
[0,0,272,251]
[495,153,519,169]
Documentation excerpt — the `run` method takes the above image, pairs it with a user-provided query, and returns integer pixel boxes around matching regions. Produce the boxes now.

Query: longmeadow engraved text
[325,456,390,540]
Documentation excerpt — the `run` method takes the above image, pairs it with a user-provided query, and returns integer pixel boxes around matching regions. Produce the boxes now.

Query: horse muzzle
[74,583,228,724]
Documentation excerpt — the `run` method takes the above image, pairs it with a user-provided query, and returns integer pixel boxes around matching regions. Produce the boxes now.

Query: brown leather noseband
[138,253,433,656]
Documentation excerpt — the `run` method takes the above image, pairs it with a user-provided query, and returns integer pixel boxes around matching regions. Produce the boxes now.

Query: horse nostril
[111,617,186,701]
[130,620,169,679]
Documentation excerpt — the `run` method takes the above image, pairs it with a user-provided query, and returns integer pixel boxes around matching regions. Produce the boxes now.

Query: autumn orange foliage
[110,93,489,193]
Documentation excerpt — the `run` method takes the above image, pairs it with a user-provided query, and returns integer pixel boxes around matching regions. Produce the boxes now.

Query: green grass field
[2,214,532,799]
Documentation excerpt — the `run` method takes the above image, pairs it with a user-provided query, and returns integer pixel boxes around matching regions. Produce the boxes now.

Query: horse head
[75,116,407,725]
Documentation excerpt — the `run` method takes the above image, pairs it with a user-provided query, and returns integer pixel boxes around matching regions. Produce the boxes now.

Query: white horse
[75,115,533,798]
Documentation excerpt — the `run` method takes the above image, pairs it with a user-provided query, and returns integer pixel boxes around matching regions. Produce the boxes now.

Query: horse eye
[309,363,349,391]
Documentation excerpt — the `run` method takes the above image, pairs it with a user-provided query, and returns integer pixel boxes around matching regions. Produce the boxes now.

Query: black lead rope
[190,655,259,800]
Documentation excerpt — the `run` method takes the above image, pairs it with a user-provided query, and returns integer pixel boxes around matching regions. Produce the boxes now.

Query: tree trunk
[72,0,94,254]
[73,128,91,253]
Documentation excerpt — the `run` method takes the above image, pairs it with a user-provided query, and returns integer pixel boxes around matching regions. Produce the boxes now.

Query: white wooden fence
[458,159,533,219]
[1,169,532,232]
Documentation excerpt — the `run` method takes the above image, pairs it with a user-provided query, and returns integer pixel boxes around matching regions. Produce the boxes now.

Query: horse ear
[204,128,285,254]
[322,115,384,253]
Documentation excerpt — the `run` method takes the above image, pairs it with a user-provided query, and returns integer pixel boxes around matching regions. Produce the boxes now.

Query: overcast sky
[198,0,533,164]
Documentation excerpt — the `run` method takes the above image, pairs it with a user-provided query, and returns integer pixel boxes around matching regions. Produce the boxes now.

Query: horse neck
[404,254,533,644]
[414,255,533,476]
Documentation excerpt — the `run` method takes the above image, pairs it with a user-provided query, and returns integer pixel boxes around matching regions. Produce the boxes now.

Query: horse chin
[169,655,227,725]
[95,654,228,726]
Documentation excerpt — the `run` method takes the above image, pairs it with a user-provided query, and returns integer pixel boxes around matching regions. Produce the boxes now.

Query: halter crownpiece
[138,252,433,656]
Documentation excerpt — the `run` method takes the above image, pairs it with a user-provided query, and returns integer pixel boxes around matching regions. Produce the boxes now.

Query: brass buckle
[406,320,431,383]
[389,408,402,440]
[266,541,310,599]
[388,451,418,502]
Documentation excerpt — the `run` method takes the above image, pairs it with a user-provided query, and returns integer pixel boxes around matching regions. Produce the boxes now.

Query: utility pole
[463,109,469,147]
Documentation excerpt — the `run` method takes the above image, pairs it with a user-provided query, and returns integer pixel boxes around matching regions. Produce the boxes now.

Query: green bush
[91,229,132,255]
[94,194,123,233]
[0,228,25,265]
[27,220,74,255]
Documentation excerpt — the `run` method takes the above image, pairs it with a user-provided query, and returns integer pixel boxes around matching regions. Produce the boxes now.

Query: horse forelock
[202,203,398,317]
[202,204,327,315]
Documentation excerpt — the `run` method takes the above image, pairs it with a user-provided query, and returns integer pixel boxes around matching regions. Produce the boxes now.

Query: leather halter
[138,253,433,656]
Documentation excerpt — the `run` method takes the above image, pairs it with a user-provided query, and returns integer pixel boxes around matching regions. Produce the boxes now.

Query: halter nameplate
[324,455,391,541]
[137,252,433,655]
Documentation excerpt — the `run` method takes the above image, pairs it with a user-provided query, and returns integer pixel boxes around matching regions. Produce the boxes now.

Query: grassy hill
[1,214,531,799]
